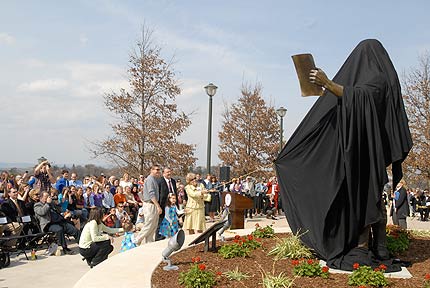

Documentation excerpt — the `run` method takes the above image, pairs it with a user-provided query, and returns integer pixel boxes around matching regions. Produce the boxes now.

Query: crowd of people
[0,159,285,267]
[387,180,430,230]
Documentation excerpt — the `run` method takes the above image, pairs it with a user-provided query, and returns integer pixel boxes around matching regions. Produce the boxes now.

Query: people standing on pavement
[136,165,162,245]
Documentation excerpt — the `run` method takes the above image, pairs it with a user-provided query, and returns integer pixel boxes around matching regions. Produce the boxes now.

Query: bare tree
[92,26,196,176]
[218,82,280,178]
[402,53,430,187]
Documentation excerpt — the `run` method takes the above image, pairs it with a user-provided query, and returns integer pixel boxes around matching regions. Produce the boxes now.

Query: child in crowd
[159,193,180,238]
[115,203,131,228]
[177,183,186,210]
[265,194,278,220]
[120,220,137,252]
[103,207,118,228]
[135,206,145,231]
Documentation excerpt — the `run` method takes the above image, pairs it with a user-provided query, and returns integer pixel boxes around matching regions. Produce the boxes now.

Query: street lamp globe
[276,106,287,153]
[276,106,287,118]
[204,83,218,97]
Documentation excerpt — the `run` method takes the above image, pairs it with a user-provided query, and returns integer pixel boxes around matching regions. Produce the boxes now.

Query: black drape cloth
[275,39,412,267]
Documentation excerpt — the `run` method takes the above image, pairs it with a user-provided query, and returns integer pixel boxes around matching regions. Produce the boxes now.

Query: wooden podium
[222,192,253,229]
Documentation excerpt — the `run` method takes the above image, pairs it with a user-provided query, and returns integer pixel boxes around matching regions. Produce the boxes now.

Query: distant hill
[0,162,34,169]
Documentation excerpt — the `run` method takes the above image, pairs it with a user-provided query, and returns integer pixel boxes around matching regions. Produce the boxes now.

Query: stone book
[292,53,324,97]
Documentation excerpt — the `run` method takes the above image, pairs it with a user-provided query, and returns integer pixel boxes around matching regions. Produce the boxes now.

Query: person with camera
[34,160,55,192]
[34,191,81,254]
[102,207,118,228]
[114,202,131,228]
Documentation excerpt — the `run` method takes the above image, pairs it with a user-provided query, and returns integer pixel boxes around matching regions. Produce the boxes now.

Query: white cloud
[22,58,47,68]
[17,78,69,92]
[0,33,16,45]
[303,18,318,29]
[79,34,88,46]
[64,61,129,98]
[180,79,206,101]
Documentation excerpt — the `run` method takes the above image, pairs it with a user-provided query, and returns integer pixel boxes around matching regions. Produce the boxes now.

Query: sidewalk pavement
[0,214,428,288]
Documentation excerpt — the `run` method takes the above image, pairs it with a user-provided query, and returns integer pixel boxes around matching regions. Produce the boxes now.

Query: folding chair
[0,216,28,268]
[21,216,57,253]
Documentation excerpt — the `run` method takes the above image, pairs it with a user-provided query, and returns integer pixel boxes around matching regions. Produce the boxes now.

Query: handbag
[203,193,212,202]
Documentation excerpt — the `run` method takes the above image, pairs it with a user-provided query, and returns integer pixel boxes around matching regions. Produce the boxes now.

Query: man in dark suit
[393,180,409,229]
[155,167,178,241]
[0,188,26,246]
[1,188,28,222]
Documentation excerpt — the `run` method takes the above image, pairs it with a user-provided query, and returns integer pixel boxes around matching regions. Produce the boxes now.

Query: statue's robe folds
[275,39,412,271]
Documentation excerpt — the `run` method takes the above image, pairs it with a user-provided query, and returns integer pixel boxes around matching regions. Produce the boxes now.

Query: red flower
[322,266,329,273]
[425,273,430,280]
[379,264,387,271]
[198,264,206,271]
[216,271,222,276]
[307,259,314,265]
[291,260,300,266]
[247,235,254,241]
[233,239,239,243]
[353,263,360,270]
[234,235,241,240]
[374,267,380,272]
[255,223,260,227]
[191,256,201,263]
[358,286,366,288]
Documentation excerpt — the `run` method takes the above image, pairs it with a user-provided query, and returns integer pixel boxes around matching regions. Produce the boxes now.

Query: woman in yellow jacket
[183,173,209,234]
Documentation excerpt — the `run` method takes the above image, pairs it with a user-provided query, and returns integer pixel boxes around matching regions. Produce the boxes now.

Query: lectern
[221,192,253,229]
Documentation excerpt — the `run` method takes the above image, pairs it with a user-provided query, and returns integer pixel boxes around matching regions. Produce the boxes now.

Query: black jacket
[395,187,409,219]
[1,198,28,222]
[158,178,178,216]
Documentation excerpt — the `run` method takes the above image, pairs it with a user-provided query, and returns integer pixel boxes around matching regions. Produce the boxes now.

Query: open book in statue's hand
[292,53,324,97]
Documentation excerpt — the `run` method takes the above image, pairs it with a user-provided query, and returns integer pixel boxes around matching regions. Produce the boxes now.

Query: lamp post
[204,83,218,174]
[276,106,287,153]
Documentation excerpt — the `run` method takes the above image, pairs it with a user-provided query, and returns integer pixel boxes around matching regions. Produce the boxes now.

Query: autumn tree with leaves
[218,83,280,178]
[402,53,430,187]
[92,27,196,175]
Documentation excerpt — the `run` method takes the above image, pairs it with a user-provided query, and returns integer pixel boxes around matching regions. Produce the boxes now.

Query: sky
[1,0,429,168]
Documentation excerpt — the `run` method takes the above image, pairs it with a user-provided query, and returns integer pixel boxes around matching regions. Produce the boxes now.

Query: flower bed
[152,230,430,288]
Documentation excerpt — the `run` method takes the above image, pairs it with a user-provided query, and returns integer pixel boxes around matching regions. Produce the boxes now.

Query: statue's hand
[309,68,329,88]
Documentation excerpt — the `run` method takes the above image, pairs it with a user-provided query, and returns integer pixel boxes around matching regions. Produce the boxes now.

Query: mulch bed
[151,233,430,287]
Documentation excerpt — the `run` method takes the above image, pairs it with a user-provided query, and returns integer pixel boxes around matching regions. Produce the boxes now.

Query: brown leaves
[91,26,195,175]
[218,82,280,177]
[402,53,430,184]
